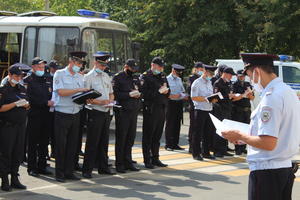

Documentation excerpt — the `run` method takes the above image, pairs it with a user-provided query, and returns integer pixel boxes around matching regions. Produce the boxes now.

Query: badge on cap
[261,107,272,122]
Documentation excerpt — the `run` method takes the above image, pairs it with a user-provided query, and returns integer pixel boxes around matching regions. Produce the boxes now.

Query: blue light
[77,9,109,19]
[279,55,294,62]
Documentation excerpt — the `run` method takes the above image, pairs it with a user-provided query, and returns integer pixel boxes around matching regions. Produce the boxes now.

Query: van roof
[0,16,128,32]
[216,59,300,68]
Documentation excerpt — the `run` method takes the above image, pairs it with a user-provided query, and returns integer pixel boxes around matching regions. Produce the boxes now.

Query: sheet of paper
[209,113,250,145]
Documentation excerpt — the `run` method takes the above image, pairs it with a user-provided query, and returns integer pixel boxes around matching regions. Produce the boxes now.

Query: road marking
[218,169,250,177]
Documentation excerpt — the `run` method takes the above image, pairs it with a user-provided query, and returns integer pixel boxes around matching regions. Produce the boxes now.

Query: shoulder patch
[261,107,272,122]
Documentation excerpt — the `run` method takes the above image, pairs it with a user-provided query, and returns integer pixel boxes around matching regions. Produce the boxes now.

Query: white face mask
[10,78,19,85]
[251,70,264,93]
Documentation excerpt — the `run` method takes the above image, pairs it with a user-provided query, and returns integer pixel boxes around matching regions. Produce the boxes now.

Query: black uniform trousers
[74,108,87,166]
[54,111,80,178]
[165,100,183,148]
[232,106,251,153]
[115,108,138,168]
[192,110,214,157]
[27,108,50,172]
[248,167,295,200]
[142,104,166,164]
[0,122,26,177]
[213,104,231,154]
[82,110,110,173]
[188,105,195,149]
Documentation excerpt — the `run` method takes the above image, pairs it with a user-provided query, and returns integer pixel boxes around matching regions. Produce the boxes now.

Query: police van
[216,55,300,107]
[0,9,139,80]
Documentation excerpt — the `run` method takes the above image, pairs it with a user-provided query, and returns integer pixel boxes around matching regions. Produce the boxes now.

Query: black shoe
[235,149,242,155]
[125,165,140,172]
[164,146,174,151]
[1,175,11,192]
[173,145,185,150]
[223,152,234,157]
[98,168,116,175]
[193,155,203,161]
[65,174,81,180]
[203,154,216,160]
[131,160,137,164]
[227,147,235,152]
[152,160,168,167]
[28,170,40,177]
[82,172,92,179]
[55,176,65,183]
[74,164,82,172]
[37,168,53,175]
[11,175,26,189]
[214,152,224,158]
[144,163,155,169]
[116,167,126,173]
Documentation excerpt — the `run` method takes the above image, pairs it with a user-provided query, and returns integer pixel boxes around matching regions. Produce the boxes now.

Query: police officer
[222,53,300,200]
[113,59,141,173]
[213,66,236,157]
[82,52,115,179]
[165,64,187,151]
[211,64,226,85]
[24,57,53,177]
[232,69,254,155]
[187,62,204,153]
[0,65,29,191]
[140,57,169,169]
[191,65,218,160]
[53,51,88,182]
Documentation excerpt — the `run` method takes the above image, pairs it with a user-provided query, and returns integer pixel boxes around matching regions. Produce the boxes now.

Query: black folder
[72,89,102,104]
[205,92,224,102]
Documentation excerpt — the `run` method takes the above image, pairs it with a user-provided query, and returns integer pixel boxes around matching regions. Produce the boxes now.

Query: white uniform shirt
[84,69,113,112]
[191,77,213,111]
[167,74,185,100]
[247,78,300,171]
[53,67,84,114]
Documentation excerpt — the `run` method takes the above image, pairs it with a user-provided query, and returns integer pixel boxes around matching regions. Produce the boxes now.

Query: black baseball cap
[152,57,165,67]
[223,67,236,75]
[218,64,228,73]
[8,65,23,75]
[48,60,62,69]
[32,57,47,65]
[237,69,245,76]
[126,59,139,70]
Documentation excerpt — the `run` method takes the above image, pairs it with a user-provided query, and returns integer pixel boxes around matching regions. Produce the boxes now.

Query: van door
[282,65,300,99]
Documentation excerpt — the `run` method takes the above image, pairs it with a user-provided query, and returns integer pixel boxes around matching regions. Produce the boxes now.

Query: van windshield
[282,66,300,83]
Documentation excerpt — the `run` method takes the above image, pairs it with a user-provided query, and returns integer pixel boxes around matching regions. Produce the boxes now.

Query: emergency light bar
[279,55,295,62]
[77,9,109,19]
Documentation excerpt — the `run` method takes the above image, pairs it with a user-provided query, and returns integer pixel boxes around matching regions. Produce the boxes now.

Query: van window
[282,66,300,83]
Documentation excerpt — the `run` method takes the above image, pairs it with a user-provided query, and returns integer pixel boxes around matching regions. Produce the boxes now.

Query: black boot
[11,175,26,189]
[1,175,11,191]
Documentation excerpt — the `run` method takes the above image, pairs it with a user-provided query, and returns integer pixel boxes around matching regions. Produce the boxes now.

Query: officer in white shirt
[53,51,88,182]
[191,65,218,161]
[82,52,115,179]
[222,53,300,200]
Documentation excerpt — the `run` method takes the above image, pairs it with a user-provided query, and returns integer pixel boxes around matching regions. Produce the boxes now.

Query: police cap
[8,64,23,75]
[69,51,87,64]
[172,64,185,70]
[93,51,111,62]
[126,59,139,70]
[32,57,47,65]
[194,62,203,68]
[223,67,236,75]
[152,57,165,67]
[204,64,217,72]
[48,60,62,69]
[241,53,279,73]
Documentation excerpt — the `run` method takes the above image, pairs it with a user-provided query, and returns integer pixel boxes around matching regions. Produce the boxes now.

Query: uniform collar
[260,77,281,97]
[92,69,105,76]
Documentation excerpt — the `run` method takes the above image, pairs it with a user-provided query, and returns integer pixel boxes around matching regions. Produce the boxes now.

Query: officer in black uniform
[213,67,236,157]
[211,64,227,85]
[140,57,169,169]
[24,57,53,177]
[232,69,254,155]
[0,65,29,191]
[113,59,141,173]
[187,62,204,153]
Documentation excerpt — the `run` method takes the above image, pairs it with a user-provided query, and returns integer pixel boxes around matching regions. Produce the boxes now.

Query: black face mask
[126,69,134,76]
[175,70,183,77]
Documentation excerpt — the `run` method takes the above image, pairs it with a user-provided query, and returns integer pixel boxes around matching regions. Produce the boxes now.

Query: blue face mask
[197,71,203,76]
[95,68,103,73]
[206,76,212,81]
[153,69,161,75]
[35,70,44,77]
[72,65,81,73]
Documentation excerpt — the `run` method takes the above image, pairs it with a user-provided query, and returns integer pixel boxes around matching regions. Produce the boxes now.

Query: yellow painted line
[218,169,250,176]
[167,157,245,170]
[134,152,192,163]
